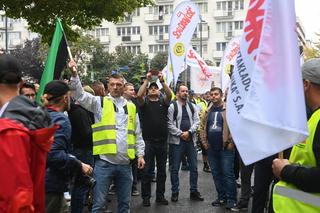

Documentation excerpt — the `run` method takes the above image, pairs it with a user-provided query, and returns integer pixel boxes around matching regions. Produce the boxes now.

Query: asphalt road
[82,153,249,213]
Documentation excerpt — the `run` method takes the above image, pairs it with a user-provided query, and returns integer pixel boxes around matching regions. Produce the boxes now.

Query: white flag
[169,1,200,87]
[226,0,308,165]
[186,47,213,80]
[221,36,241,92]
[190,65,220,93]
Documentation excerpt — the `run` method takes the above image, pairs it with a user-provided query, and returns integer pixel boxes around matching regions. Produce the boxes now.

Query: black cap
[148,82,159,89]
[0,54,22,84]
[44,80,70,100]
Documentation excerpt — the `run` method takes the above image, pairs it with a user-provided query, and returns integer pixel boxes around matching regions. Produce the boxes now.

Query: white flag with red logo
[169,1,200,87]
[226,0,308,165]
[221,36,241,92]
[186,47,213,80]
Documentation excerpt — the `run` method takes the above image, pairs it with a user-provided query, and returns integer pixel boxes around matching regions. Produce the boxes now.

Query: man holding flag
[272,58,320,213]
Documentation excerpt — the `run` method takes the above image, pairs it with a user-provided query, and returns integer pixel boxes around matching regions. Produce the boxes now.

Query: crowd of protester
[0,53,320,213]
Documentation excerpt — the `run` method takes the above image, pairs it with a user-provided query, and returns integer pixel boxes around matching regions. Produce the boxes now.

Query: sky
[295,0,320,41]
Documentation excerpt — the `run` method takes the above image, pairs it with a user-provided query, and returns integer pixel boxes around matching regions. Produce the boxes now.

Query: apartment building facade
[0,0,307,67]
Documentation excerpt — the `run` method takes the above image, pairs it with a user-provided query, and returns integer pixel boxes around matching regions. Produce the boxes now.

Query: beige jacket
[199,102,234,150]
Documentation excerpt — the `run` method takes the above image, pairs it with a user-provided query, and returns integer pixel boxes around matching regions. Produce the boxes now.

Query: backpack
[172,100,195,124]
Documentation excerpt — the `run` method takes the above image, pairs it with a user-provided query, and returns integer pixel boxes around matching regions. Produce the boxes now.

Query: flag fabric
[221,36,241,92]
[190,65,220,93]
[186,47,213,80]
[226,0,309,165]
[163,56,174,86]
[169,1,200,87]
[36,19,69,103]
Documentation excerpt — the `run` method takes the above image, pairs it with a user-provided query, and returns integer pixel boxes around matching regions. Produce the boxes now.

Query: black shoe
[211,199,226,207]
[143,198,150,207]
[230,200,248,211]
[190,191,204,201]
[203,164,211,173]
[156,197,169,205]
[171,192,179,202]
[131,189,140,196]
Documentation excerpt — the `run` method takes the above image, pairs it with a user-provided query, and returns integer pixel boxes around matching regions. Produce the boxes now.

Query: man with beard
[168,84,204,202]
[42,80,93,213]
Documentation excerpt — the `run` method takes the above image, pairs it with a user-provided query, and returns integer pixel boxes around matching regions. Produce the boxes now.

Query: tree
[150,52,167,71]
[304,33,320,60]
[114,47,148,86]
[1,0,153,43]
[10,38,46,81]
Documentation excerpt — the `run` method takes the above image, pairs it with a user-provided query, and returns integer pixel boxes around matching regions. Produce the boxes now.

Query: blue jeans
[207,149,237,203]
[92,159,132,213]
[71,149,94,213]
[170,141,198,194]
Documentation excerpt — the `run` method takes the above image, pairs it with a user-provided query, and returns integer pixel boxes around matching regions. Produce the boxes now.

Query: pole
[200,20,202,57]
[5,16,8,52]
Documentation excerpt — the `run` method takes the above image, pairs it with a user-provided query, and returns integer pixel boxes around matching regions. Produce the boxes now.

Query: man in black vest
[137,71,172,206]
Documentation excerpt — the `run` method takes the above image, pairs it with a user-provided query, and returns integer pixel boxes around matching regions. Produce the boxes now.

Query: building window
[117,26,140,36]
[149,44,169,54]
[217,2,221,10]
[234,0,244,10]
[216,22,233,33]
[216,42,227,51]
[196,3,208,13]
[203,45,208,54]
[234,21,243,30]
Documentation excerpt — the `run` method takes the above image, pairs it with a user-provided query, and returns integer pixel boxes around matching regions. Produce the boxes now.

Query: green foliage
[304,33,320,60]
[0,0,153,43]
[150,52,167,71]
[10,38,46,81]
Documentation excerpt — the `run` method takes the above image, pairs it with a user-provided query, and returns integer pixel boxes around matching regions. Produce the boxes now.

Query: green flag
[36,19,69,103]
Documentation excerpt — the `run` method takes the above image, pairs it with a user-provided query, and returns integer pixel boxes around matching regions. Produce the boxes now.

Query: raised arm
[68,60,102,120]
[158,72,172,105]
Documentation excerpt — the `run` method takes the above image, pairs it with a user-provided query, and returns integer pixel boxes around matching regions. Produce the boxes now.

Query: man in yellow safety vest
[272,58,320,213]
[68,61,145,213]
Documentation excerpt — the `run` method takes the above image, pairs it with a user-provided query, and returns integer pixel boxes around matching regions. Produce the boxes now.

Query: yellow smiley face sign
[173,42,185,56]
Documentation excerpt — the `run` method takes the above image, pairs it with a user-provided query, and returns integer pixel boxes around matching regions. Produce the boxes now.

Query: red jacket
[0,118,57,213]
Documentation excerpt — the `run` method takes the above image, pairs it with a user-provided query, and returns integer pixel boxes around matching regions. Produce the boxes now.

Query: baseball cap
[302,58,320,85]
[44,80,70,100]
[148,81,159,89]
[0,54,22,84]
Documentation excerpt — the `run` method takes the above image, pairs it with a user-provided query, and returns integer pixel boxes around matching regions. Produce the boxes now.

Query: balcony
[9,38,22,48]
[192,30,209,40]
[214,10,234,19]
[116,16,132,25]
[234,29,243,37]
[144,13,164,23]
[99,35,110,44]
[121,35,141,43]
[213,50,224,59]
[155,33,169,42]
[224,31,233,40]
[0,22,14,30]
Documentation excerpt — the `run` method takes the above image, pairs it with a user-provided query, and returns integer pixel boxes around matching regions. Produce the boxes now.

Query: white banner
[190,65,220,93]
[220,36,241,92]
[226,0,308,165]
[186,47,213,80]
[169,1,200,87]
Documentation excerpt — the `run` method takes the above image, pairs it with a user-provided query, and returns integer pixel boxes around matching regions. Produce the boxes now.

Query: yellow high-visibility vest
[92,97,136,159]
[273,108,320,213]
